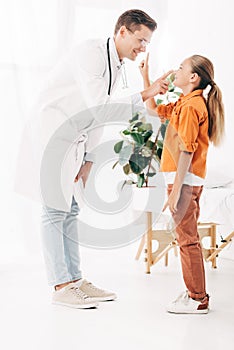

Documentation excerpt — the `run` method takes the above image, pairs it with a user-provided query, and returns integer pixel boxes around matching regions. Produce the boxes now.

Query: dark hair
[190,54,225,146]
[114,9,157,35]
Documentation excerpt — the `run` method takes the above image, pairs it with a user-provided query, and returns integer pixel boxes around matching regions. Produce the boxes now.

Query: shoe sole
[167,309,209,314]
[52,301,98,309]
[88,295,117,302]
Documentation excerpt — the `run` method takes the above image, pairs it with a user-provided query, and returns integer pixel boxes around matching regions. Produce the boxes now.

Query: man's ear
[190,72,199,83]
[119,25,127,38]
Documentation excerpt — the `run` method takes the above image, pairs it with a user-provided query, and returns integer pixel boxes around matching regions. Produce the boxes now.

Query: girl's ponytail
[207,82,225,146]
[190,55,225,146]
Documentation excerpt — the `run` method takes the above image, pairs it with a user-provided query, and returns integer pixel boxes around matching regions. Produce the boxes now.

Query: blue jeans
[41,196,82,286]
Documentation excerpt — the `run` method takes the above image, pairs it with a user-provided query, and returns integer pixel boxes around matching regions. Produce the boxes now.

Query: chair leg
[145,212,153,274]
[211,224,217,268]
[165,252,168,266]
[173,243,178,257]
[207,231,234,261]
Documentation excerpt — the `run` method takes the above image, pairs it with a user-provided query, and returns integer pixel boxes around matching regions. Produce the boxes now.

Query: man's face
[118,25,153,61]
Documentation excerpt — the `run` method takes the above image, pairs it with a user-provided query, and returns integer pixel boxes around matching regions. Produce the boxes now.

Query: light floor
[1,241,234,350]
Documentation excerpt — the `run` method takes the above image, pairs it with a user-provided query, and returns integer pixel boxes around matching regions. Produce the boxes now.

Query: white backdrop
[0,0,167,262]
[1,0,233,262]
[167,0,234,175]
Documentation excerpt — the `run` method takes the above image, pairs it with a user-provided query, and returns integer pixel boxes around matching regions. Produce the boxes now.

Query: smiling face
[174,58,201,94]
[174,59,193,88]
[115,25,153,61]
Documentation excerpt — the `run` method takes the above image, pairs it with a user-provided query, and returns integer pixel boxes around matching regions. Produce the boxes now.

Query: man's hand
[74,161,93,187]
[141,70,173,102]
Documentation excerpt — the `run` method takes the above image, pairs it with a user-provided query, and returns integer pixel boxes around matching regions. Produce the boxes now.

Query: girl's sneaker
[166,291,209,314]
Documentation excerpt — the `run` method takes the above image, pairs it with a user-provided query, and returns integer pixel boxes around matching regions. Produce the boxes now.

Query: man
[38,9,170,309]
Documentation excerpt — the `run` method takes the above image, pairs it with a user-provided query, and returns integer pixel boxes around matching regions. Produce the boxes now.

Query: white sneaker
[79,279,117,302]
[52,282,99,309]
[167,291,209,314]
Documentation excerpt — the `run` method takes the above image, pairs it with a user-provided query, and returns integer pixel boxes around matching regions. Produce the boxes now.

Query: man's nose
[140,46,146,52]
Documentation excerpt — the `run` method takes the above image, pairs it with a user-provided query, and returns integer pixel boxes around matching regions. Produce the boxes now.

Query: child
[139,53,225,314]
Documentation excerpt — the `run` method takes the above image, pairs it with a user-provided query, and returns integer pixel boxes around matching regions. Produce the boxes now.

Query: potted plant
[113,73,180,188]
[112,112,167,188]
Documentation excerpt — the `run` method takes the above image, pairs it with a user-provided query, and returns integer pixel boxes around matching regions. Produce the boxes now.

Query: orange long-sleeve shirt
[156,89,209,179]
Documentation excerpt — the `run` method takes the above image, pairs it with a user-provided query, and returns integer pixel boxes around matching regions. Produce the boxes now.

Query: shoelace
[84,280,104,292]
[69,286,89,299]
[173,291,189,304]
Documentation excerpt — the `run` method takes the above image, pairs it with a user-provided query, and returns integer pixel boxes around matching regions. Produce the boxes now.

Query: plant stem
[145,125,162,187]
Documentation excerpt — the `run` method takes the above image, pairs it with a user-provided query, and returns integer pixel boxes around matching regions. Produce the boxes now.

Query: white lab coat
[16,37,144,211]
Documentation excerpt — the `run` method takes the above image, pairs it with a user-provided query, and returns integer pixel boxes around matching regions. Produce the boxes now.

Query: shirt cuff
[179,141,198,153]
[83,152,96,163]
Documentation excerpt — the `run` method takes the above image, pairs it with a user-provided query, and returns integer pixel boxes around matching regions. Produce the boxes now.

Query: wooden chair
[135,212,217,273]
[206,230,234,262]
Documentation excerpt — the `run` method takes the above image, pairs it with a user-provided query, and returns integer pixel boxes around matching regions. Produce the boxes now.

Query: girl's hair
[114,9,157,35]
[189,54,225,146]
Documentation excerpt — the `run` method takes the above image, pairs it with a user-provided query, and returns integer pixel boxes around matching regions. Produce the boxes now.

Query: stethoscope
[107,38,112,96]
[106,37,128,96]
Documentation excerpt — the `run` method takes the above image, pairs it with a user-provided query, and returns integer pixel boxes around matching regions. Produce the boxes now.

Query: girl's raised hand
[139,52,149,79]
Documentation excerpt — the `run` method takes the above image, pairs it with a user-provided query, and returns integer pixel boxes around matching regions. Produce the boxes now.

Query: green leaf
[122,130,130,135]
[114,140,124,153]
[157,140,163,149]
[169,73,175,82]
[137,173,145,187]
[130,132,144,145]
[156,98,164,105]
[123,163,131,175]
[157,148,162,159]
[129,153,150,174]
[138,123,153,132]
[160,123,167,139]
[119,145,132,165]
[112,161,119,169]
[121,179,136,190]
[143,130,153,142]
[146,172,157,177]
[146,140,154,150]
[134,122,143,128]
[129,160,141,174]
[129,113,139,123]
[168,81,175,92]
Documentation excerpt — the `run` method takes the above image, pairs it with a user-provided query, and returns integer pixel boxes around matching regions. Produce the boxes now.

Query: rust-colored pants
[167,184,206,299]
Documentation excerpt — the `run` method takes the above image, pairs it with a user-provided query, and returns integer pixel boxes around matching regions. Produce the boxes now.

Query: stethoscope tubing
[107,37,112,96]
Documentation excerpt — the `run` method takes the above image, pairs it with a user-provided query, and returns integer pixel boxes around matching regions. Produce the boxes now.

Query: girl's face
[173,58,194,90]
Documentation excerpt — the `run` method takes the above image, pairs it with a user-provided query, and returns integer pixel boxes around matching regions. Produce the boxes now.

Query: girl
[139,53,225,314]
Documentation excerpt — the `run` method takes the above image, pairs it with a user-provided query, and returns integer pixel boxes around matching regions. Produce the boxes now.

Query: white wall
[167,0,234,176]
[2,0,234,261]
[0,0,168,261]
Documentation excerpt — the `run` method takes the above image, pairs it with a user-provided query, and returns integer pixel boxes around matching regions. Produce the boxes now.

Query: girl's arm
[163,151,193,213]
[139,53,157,111]
[139,53,173,122]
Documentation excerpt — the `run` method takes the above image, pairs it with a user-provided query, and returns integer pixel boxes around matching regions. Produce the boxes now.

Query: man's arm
[140,70,173,103]
[74,41,172,121]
